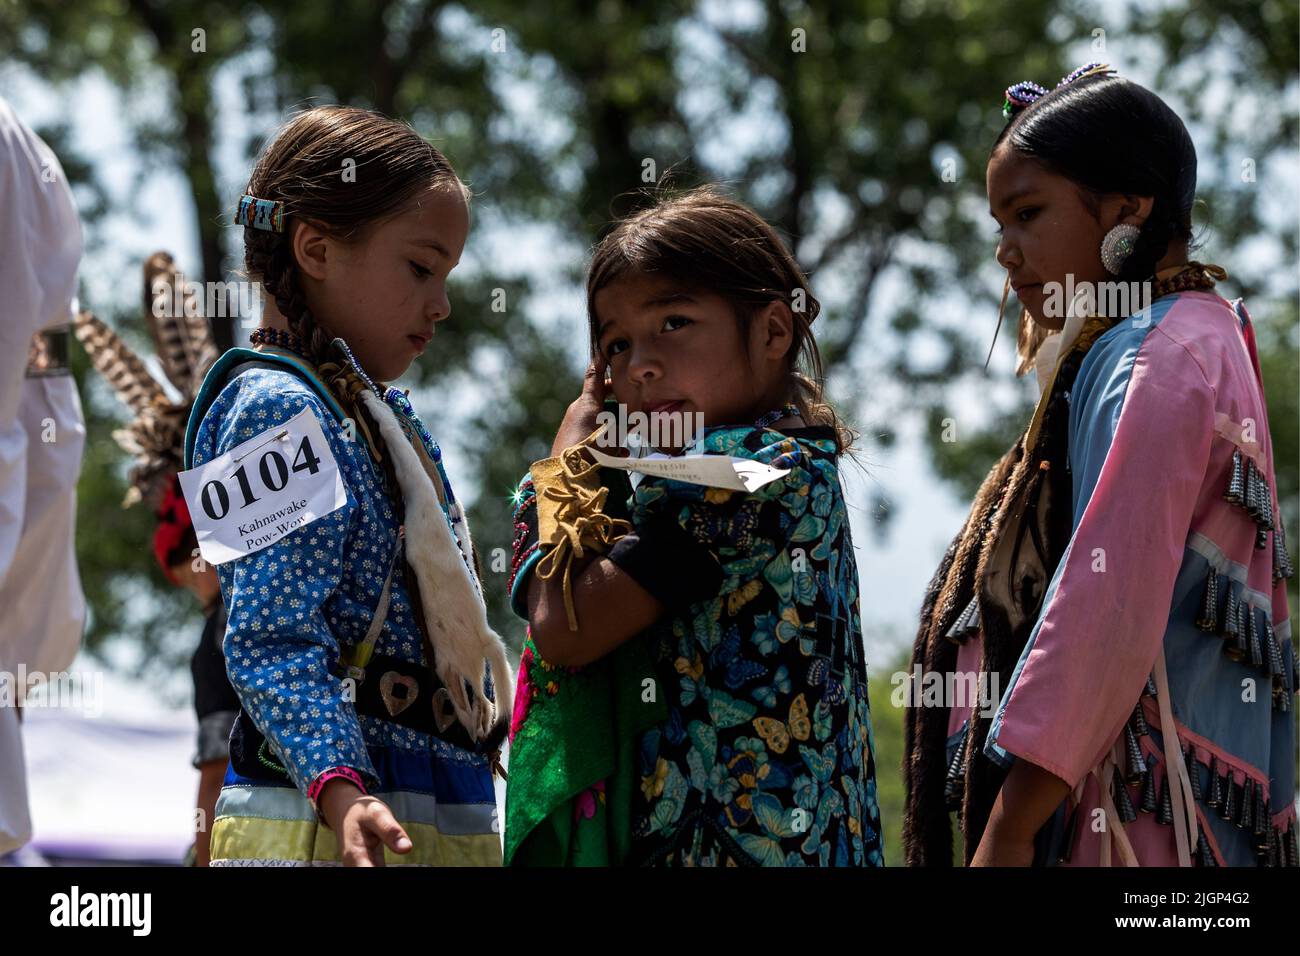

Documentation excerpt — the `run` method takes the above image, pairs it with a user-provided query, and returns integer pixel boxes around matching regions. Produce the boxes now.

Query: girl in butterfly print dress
[511,188,883,866]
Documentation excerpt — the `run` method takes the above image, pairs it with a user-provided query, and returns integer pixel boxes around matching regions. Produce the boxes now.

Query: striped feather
[142,251,218,397]
[73,309,168,417]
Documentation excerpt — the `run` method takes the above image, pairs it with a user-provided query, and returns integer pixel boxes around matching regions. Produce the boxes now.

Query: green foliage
[867,650,908,865]
[1,0,1293,710]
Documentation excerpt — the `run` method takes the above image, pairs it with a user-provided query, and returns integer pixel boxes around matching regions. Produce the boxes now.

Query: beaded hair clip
[234,194,286,233]
[1002,62,1113,119]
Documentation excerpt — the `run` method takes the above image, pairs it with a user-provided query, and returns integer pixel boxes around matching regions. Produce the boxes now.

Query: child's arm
[526,552,663,666]
[196,375,380,799]
[970,759,1072,866]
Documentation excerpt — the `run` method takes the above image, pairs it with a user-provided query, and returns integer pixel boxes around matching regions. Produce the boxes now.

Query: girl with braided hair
[183,105,512,866]
[903,65,1295,868]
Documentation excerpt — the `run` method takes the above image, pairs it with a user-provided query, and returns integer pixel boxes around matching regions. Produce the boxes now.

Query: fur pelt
[904,318,1113,865]
[358,388,514,744]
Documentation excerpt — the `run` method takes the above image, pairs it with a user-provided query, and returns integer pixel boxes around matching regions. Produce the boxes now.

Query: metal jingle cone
[1224,448,1245,505]
[1248,606,1264,668]
[1276,521,1295,582]
[1244,459,1262,520]
[1219,773,1236,822]
[1221,585,1239,639]
[1237,776,1253,830]
[1145,673,1158,698]
[943,733,967,807]
[1266,618,1282,679]
[1255,526,1269,551]
[1288,825,1300,867]
[1196,569,1219,632]
[1112,765,1138,824]
[1226,602,1248,662]
[1124,725,1144,784]
[1197,830,1216,867]
[1259,470,1274,529]
[1139,754,1158,813]
[1254,783,1269,840]
[1131,702,1149,737]
[1206,757,1224,810]
[1186,746,1202,802]
[1157,771,1174,825]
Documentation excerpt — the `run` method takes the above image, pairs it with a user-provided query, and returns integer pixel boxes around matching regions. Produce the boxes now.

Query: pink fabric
[984,292,1290,866]
[947,636,984,738]
[993,310,1217,789]
[308,765,368,806]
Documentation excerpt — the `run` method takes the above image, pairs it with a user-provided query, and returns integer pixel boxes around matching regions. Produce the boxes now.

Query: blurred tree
[0,0,1293,672]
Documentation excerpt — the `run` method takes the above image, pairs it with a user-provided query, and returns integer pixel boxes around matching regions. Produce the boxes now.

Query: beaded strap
[1151,261,1227,298]
[508,475,540,601]
[307,766,369,828]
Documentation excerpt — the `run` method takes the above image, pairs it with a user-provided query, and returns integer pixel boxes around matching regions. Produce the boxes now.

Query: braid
[260,240,334,370]
[251,230,405,507]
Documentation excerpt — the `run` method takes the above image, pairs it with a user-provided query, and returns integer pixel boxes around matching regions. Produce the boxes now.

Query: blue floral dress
[609,424,884,866]
[185,352,500,866]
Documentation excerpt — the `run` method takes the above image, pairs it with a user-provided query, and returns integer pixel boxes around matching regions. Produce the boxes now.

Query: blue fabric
[191,365,493,801]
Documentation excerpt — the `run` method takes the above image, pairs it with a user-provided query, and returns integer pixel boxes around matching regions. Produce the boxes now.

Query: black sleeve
[606,513,725,611]
[191,603,240,719]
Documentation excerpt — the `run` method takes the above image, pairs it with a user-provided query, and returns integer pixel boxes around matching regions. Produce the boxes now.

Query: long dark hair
[995,71,1198,285]
[586,185,856,455]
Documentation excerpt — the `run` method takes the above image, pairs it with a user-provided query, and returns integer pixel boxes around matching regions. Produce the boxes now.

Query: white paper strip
[586,446,790,492]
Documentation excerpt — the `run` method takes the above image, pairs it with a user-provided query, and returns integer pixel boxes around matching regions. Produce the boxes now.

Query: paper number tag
[585,446,790,492]
[178,408,347,565]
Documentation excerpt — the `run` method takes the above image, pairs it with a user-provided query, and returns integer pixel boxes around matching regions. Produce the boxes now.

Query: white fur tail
[359,390,514,742]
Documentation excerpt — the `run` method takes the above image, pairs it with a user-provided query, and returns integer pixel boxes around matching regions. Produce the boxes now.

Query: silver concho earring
[1100,223,1141,275]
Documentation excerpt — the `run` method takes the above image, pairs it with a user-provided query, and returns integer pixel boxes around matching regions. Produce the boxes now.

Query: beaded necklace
[1150,261,1227,298]
[249,326,304,352]
[754,402,802,430]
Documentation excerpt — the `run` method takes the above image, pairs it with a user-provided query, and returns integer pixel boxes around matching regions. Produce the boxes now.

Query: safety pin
[233,428,290,463]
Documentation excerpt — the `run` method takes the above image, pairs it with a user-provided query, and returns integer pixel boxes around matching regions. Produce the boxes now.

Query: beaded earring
[1100,223,1141,275]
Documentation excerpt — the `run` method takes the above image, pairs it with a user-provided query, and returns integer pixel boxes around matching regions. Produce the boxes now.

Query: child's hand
[319,778,413,866]
[551,354,612,457]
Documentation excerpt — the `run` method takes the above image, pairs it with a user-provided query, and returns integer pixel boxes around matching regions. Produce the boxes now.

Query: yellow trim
[210,816,502,867]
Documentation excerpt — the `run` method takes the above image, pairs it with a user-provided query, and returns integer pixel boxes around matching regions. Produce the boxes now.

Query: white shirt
[0,94,86,855]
